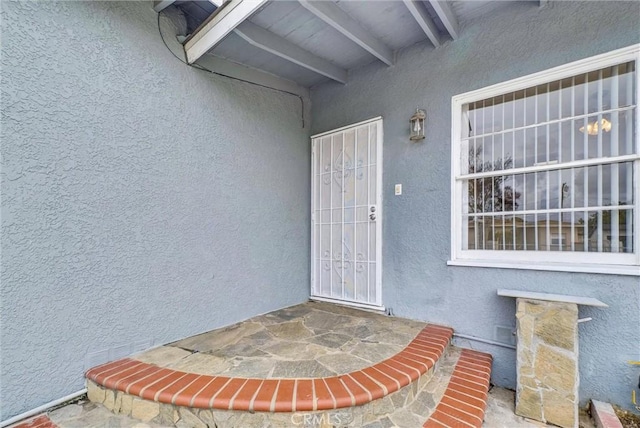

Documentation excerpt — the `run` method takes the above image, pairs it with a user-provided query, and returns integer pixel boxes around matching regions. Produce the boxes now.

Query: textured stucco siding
[0,1,309,420]
[310,1,640,410]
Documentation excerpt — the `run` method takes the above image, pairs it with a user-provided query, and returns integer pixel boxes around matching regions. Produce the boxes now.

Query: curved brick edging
[423,348,492,428]
[11,415,57,428]
[86,324,453,413]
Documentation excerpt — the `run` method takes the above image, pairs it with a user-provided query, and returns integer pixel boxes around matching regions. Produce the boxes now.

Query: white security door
[311,117,383,309]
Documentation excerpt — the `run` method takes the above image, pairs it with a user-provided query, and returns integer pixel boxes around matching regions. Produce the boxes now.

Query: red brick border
[11,415,57,428]
[590,400,624,428]
[86,324,453,412]
[423,348,493,428]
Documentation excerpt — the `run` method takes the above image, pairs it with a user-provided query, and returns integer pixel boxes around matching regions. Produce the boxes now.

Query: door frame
[309,116,384,311]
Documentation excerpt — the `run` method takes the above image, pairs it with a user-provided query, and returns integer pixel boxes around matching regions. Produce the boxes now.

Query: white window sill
[447,259,640,276]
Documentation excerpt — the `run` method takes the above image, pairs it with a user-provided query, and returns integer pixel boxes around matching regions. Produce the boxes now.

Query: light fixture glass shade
[410,109,426,141]
[579,118,612,136]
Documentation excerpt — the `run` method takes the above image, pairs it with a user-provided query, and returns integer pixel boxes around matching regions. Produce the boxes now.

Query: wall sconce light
[579,118,612,136]
[410,108,426,141]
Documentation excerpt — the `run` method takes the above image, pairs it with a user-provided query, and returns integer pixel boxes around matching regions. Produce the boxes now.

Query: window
[450,45,640,275]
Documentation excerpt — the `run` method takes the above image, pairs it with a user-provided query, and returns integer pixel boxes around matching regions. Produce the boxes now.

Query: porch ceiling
[158,0,542,89]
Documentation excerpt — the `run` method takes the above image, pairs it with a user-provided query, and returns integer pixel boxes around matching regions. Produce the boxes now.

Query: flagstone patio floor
[135,301,430,380]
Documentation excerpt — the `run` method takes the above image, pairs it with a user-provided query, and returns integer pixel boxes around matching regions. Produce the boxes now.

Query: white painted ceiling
[170,0,539,88]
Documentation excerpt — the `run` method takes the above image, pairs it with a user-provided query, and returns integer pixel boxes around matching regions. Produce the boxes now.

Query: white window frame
[449,44,640,276]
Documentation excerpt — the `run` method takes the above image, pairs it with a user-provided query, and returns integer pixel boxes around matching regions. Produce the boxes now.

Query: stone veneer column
[515,298,579,428]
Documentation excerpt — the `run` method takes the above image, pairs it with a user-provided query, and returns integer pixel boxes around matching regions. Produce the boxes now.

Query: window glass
[458,60,637,261]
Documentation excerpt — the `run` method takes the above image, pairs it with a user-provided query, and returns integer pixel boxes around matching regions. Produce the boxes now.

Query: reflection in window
[461,61,637,255]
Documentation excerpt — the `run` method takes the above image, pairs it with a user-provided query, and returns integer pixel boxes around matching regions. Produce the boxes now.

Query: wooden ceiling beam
[184,0,268,64]
[403,0,441,48]
[196,54,309,98]
[234,21,348,83]
[298,0,394,66]
[428,0,459,40]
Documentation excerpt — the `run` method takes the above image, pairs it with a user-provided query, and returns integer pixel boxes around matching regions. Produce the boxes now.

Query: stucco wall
[0,1,309,420]
[310,1,640,409]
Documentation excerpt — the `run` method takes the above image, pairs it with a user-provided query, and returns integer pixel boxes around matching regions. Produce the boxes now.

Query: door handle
[370,213,376,221]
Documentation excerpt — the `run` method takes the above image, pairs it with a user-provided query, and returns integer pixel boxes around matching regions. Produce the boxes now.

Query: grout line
[247,379,265,412]
[268,380,281,413]
[207,378,233,408]
[188,377,218,408]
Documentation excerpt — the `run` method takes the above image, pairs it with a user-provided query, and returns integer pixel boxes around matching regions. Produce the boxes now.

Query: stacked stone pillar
[515,298,579,428]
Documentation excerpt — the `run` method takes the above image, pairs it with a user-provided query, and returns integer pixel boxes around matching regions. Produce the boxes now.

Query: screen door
[311,117,383,308]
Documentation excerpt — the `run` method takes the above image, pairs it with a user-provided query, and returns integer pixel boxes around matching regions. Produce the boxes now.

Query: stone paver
[309,331,352,348]
[48,401,171,428]
[316,352,371,374]
[133,347,192,367]
[261,341,328,361]
[271,359,336,378]
[265,320,315,341]
[350,342,402,363]
[166,352,231,375]
[169,321,264,353]
[135,301,427,380]
[222,357,277,377]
